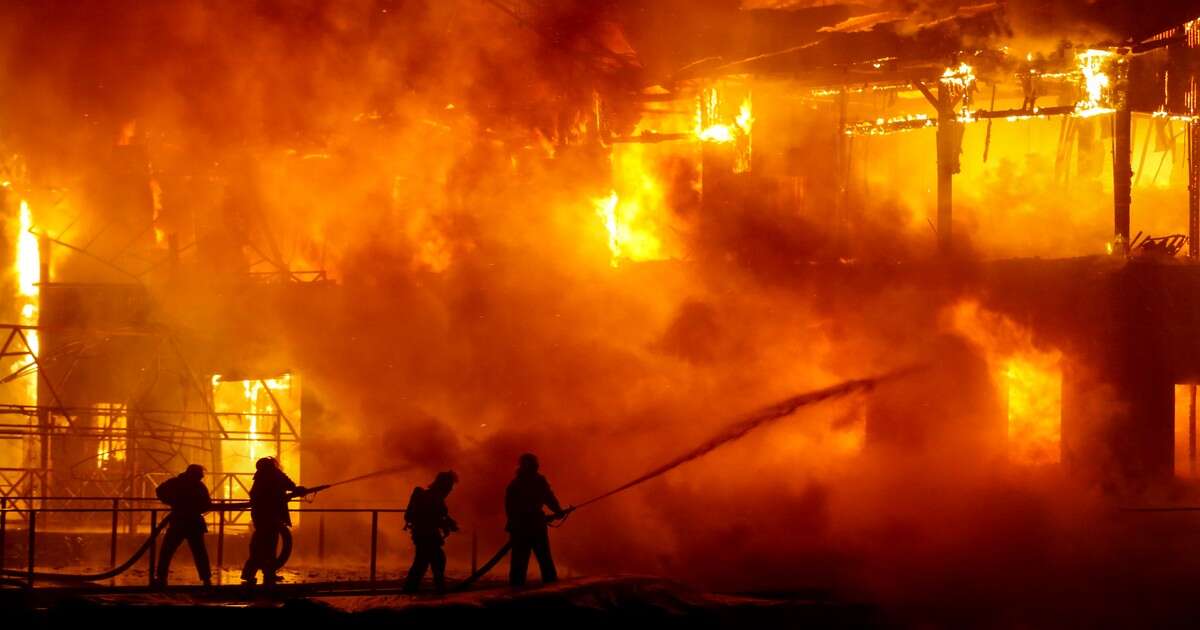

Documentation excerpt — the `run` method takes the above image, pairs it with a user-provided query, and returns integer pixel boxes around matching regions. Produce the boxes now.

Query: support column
[835,87,849,253]
[1189,121,1199,258]
[1113,108,1132,249]
[936,87,960,254]
[36,236,49,505]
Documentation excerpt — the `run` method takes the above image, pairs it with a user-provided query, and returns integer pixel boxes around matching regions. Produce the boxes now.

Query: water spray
[454,366,922,591]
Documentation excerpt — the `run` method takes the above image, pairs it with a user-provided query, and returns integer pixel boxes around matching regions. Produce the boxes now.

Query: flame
[212,374,296,484]
[940,63,977,123]
[95,403,127,469]
[593,143,675,267]
[593,189,665,267]
[1004,356,1063,466]
[695,91,753,146]
[150,178,167,246]
[1074,49,1116,118]
[1152,108,1200,123]
[940,62,976,91]
[845,114,933,137]
[14,200,39,402]
[17,200,39,298]
[949,300,1063,466]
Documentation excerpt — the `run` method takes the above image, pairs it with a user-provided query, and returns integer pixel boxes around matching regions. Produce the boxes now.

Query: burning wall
[1,0,1200,620]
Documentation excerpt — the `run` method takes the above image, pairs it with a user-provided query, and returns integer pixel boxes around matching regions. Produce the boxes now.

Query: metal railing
[0,497,423,588]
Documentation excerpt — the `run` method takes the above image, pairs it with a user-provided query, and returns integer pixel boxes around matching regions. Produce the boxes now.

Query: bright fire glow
[593,142,676,268]
[1004,356,1063,466]
[14,200,39,402]
[941,62,977,123]
[593,189,665,267]
[695,91,754,146]
[940,62,976,92]
[1074,49,1116,118]
[212,373,301,502]
[17,200,39,298]
[95,403,127,469]
[950,300,1063,466]
[845,114,933,137]
[150,178,167,246]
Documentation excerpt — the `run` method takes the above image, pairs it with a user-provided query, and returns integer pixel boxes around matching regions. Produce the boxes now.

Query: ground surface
[1,575,878,628]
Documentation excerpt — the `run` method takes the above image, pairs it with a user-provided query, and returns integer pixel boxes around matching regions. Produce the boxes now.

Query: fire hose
[0,475,393,585]
[0,369,916,589]
[0,501,272,584]
[453,367,919,591]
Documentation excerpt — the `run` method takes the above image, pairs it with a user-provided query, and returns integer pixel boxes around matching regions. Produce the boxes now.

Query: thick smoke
[0,1,1193,625]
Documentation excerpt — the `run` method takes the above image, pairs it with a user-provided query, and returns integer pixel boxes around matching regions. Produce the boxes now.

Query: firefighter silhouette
[506,453,565,586]
[240,457,306,585]
[154,464,213,587]
[403,470,459,594]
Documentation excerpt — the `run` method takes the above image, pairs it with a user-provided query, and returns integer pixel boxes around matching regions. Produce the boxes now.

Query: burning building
[3,0,1200,625]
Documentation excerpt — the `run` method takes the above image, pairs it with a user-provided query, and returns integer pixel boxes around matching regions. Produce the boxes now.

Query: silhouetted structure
[403,470,459,594]
[153,464,213,587]
[506,453,565,586]
[241,457,305,585]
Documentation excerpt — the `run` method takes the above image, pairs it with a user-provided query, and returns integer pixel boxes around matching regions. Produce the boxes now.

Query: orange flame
[14,200,39,403]
[593,143,676,267]
[95,403,127,469]
[1074,49,1116,118]
[949,300,1063,465]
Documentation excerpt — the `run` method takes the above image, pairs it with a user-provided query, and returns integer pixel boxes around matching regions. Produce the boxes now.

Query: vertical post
[110,499,119,572]
[1189,121,1199,258]
[217,504,225,574]
[126,487,135,535]
[318,514,325,564]
[148,509,157,586]
[936,86,958,254]
[36,238,50,510]
[0,497,6,572]
[369,511,378,585]
[1113,107,1132,250]
[835,86,849,252]
[1189,385,1197,476]
[27,510,35,587]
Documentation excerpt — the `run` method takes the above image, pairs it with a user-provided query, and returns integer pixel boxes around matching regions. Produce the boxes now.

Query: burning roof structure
[3,1,1200,624]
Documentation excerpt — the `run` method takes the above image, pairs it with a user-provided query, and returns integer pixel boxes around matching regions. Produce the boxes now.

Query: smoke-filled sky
[2,1,1200,623]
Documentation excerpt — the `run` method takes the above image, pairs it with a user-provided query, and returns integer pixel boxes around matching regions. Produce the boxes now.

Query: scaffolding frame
[0,321,302,531]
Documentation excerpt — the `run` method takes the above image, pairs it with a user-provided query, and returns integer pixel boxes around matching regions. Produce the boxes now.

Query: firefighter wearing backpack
[241,457,306,585]
[154,464,213,587]
[402,470,459,594]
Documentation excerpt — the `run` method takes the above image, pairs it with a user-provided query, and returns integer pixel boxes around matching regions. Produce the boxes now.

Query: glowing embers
[1152,109,1200,124]
[593,143,677,268]
[95,403,127,469]
[949,300,1063,465]
[1074,49,1118,118]
[845,114,934,137]
[940,62,977,123]
[211,373,301,500]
